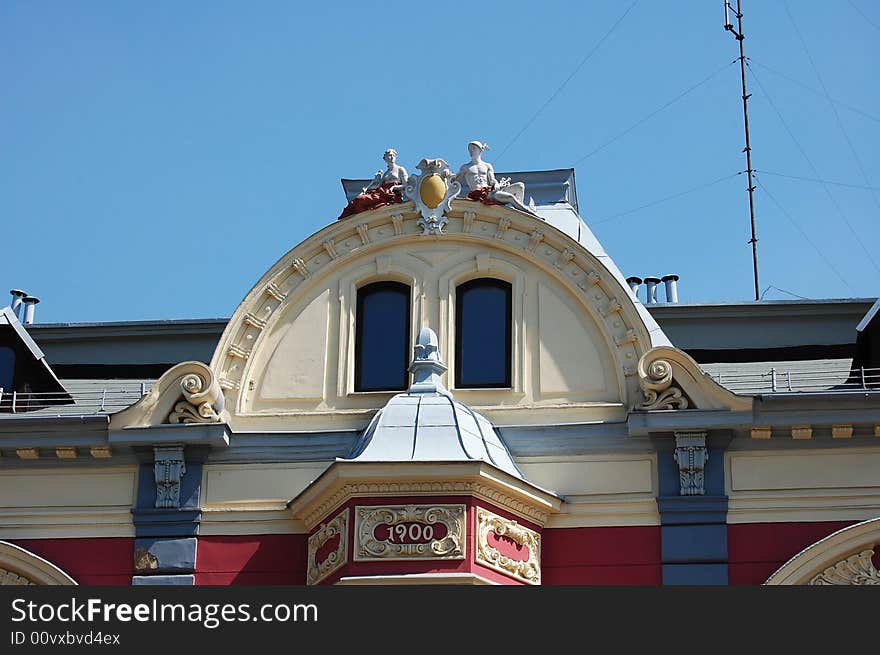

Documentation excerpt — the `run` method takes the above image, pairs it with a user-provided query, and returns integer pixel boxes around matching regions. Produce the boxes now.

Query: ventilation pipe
[644,277,661,305]
[662,274,679,303]
[22,296,39,325]
[625,276,642,298]
[9,289,26,320]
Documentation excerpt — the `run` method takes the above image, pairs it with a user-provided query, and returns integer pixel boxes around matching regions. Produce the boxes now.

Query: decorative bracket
[673,431,708,496]
[402,158,461,235]
[154,446,186,509]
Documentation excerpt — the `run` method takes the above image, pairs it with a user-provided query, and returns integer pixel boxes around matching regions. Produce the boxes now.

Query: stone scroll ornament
[168,365,226,424]
[637,356,689,410]
[307,509,349,585]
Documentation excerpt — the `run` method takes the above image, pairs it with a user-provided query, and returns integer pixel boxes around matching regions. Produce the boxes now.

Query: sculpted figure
[454,141,537,215]
[338,149,409,220]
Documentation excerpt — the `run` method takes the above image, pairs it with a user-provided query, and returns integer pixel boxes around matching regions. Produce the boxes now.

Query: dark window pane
[355,282,410,392]
[0,346,14,391]
[456,279,511,388]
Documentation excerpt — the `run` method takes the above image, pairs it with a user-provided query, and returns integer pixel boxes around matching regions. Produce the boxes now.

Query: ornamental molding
[475,507,541,585]
[766,517,880,585]
[292,469,556,532]
[673,431,708,496]
[0,568,34,585]
[307,508,349,585]
[212,202,657,414]
[809,550,880,585]
[354,504,466,561]
[154,446,186,509]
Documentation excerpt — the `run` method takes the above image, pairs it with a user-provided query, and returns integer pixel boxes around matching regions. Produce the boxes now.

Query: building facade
[1,154,879,586]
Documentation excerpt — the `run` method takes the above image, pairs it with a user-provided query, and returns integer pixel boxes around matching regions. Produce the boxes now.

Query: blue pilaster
[655,432,729,585]
[130,446,204,585]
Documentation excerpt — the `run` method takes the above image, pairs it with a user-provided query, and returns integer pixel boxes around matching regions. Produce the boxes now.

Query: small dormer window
[455,278,512,389]
[355,282,411,392]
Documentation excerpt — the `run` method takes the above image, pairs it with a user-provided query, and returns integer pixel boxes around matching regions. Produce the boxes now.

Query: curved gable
[211,200,666,429]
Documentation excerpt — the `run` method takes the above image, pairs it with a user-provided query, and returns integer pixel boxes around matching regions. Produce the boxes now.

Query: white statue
[453,141,537,215]
[365,148,408,193]
[339,148,409,220]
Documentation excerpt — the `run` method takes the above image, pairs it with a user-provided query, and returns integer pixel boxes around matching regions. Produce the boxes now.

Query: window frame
[454,277,512,389]
[354,280,412,393]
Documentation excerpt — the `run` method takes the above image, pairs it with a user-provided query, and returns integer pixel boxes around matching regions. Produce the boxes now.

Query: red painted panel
[11,538,133,586]
[542,527,662,567]
[727,521,858,585]
[196,534,307,586]
[542,565,662,585]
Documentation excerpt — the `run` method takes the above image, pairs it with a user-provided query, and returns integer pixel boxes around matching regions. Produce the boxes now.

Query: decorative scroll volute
[307,509,349,585]
[809,550,880,585]
[168,363,226,424]
[475,507,541,585]
[636,352,689,410]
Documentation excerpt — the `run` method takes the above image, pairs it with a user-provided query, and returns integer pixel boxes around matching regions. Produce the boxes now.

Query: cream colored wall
[726,447,880,523]
[241,239,623,428]
[0,466,137,538]
[200,462,330,534]
[518,453,659,527]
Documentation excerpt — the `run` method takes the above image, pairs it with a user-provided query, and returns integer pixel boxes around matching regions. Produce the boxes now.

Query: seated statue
[338,149,409,220]
[453,141,537,215]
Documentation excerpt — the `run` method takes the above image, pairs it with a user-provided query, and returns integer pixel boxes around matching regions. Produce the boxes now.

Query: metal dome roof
[343,327,526,481]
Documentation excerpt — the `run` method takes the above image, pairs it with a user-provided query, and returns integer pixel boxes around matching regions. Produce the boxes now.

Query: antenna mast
[724,0,760,301]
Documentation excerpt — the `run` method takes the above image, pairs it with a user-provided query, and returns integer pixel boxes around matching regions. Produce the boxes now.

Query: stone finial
[408,328,450,396]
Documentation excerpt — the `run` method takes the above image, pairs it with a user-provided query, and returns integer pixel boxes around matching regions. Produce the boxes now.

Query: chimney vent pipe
[643,277,661,305]
[22,296,39,325]
[625,276,643,298]
[9,289,26,320]
[662,274,679,303]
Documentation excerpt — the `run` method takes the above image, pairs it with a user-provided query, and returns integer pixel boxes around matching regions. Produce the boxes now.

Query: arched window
[355,282,411,392]
[455,278,512,388]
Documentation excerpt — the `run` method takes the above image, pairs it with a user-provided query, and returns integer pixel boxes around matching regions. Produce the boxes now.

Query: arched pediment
[0,541,77,585]
[210,201,669,429]
[765,517,880,585]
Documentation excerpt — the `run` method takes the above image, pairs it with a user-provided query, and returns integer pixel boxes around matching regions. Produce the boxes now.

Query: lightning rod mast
[724,0,760,301]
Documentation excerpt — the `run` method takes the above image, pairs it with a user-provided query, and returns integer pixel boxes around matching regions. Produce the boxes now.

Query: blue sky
[2,1,878,323]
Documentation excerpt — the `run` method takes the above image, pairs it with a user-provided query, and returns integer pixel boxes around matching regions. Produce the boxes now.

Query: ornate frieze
[354,504,466,561]
[307,509,349,585]
[154,446,186,509]
[809,550,880,585]
[673,431,709,496]
[475,507,541,585]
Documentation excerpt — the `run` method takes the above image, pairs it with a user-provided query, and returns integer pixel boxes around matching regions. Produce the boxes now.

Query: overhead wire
[847,0,880,34]
[593,171,742,225]
[494,0,640,164]
[754,170,880,191]
[754,175,856,294]
[571,59,737,166]
[749,60,880,125]
[747,61,880,276]
[783,1,880,212]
